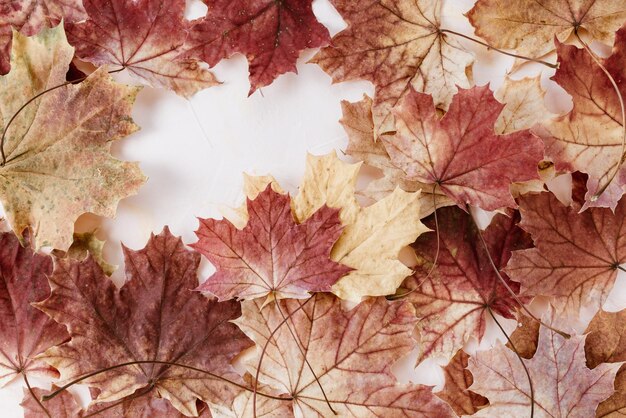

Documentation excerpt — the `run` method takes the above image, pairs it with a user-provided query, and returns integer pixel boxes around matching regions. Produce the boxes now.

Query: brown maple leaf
[36,228,252,416]
[193,185,351,302]
[436,350,488,416]
[0,0,86,74]
[382,86,544,211]
[468,0,626,64]
[311,0,474,134]
[0,26,145,250]
[65,0,218,97]
[468,311,619,417]
[185,0,330,94]
[405,206,532,364]
[586,309,626,417]
[234,293,455,417]
[506,187,626,329]
[535,27,626,208]
[0,231,69,388]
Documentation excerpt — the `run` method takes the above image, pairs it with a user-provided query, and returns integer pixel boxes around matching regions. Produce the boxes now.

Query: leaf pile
[3,1,626,417]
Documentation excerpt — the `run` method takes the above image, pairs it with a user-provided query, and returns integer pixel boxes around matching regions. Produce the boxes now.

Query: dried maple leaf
[65,0,217,97]
[185,0,330,94]
[341,94,454,216]
[36,228,252,416]
[311,0,474,134]
[507,312,540,359]
[436,350,488,416]
[193,185,351,302]
[506,189,626,329]
[494,76,552,135]
[234,293,455,417]
[0,0,86,74]
[0,231,69,388]
[468,0,626,63]
[0,26,145,250]
[405,206,532,364]
[535,28,626,208]
[291,153,428,301]
[52,231,116,276]
[21,386,81,418]
[586,309,626,417]
[382,86,544,211]
[467,312,619,418]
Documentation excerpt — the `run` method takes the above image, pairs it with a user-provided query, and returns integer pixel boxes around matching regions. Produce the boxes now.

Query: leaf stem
[440,28,558,69]
[487,307,535,418]
[23,372,51,418]
[252,296,317,418]
[470,210,571,339]
[0,67,124,166]
[42,359,290,403]
[573,30,626,200]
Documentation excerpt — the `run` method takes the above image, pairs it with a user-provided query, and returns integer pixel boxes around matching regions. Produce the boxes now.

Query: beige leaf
[494,76,552,134]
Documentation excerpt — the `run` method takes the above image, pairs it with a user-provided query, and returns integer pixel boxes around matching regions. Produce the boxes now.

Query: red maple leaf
[65,0,218,97]
[0,0,85,74]
[405,206,531,364]
[184,0,330,94]
[36,228,252,416]
[382,86,544,211]
[0,231,68,388]
[193,186,352,301]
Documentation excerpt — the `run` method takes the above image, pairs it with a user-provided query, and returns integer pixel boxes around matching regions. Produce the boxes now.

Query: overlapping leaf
[436,350,488,416]
[234,293,455,417]
[0,0,86,74]
[506,188,626,329]
[193,185,351,301]
[468,312,618,417]
[0,26,145,250]
[468,0,626,63]
[536,27,626,208]
[66,0,218,97]
[36,228,252,416]
[0,231,68,388]
[312,0,473,134]
[404,206,531,364]
[185,0,330,94]
[382,86,544,211]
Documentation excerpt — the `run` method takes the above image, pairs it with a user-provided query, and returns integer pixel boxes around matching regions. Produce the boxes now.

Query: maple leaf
[404,206,532,364]
[436,349,488,416]
[506,188,626,329]
[494,76,552,135]
[292,153,428,301]
[21,386,81,418]
[311,0,474,134]
[0,0,86,74]
[65,0,217,97]
[507,312,540,359]
[467,312,619,418]
[193,185,351,302]
[52,231,117,276]
[468,0,626,64]
[0,26,145,250]
[341,94,454,216]
[36,228,253,416]
[234,293,455,417]
[185,0,330,94]
[535,28,626,208]
[0,231,69,388]
[382,85,544,211]
[585,309,626,417]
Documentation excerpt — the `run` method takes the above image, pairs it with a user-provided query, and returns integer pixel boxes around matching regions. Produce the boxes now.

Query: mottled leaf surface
[468,314,618,418]
[507,190,626,329]
[186,0,330,94]
[235,294,455,417]
[0,232,68,387]
[383,86,544,211]
[0,26,145,250]
[193,186,351,301]
[66,0,218,97]
[37,228,252,416]
[405,207,531,364]
[312,0,473,133]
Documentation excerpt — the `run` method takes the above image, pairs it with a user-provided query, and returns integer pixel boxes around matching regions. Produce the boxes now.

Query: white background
[2,0,626,415]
